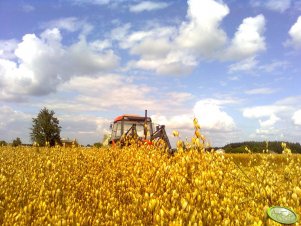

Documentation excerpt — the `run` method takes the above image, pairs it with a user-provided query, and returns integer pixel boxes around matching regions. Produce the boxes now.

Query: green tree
[0,140,7,146]
[12,137,22,147]
[30,107,61,146]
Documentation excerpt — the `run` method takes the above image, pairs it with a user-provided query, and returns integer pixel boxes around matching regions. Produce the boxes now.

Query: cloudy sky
[1,0,301,147]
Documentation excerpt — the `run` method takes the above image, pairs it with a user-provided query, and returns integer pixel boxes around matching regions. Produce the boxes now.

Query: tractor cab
[110,114,153,143]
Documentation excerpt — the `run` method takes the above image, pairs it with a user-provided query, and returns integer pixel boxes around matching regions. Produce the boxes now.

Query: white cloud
[0,106,28,129]
[120,25,197,75]
[255,128,279,136]
[259,114,280,127]
[193,99,236,131]
[90,39,112,50]
[285,16,301,49]
[243,106,280,119]
[118,26,175,52]
[292,109,301,125]
[130,38,172,59]
[129,1,169,13]
[275,96,301,106]
[117,0,266,75]
[245,88,276,95]
[259,60,290,73]
[151,114,193,130]
[241,102,301,140]
[58,75,158,112]
[0,28,119,100]
[176,0,229,57]
[223,14,266,60]
[228,57,258,73]
[121,0,230,75]
[265,0,291,12]
[229,58,290,74]
[41,17,80,32]
[151,109,239,147]
[132,57,196,75]
[0,39,18,60]
[149,97,238,146]
[111,23,132,41]
[41,17,94,40]
[243,105,290,131]
[250,0,292,12]
[0,106,31,143]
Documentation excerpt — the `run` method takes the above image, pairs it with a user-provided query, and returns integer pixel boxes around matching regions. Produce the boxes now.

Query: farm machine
[109,110,172,152]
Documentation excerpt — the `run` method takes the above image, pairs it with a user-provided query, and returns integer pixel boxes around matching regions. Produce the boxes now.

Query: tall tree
[30,108,61,146]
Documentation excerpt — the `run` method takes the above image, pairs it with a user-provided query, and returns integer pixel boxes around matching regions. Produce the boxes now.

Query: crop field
[0,143,300,226]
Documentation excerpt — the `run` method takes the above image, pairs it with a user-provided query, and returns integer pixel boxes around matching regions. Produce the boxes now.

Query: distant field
[0,146,300,225]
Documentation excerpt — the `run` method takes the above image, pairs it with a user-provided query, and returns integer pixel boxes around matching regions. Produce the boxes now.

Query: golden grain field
[0,143,300,226]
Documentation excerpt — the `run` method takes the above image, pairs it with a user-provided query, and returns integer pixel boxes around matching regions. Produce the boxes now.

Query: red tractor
[109,110,172,152]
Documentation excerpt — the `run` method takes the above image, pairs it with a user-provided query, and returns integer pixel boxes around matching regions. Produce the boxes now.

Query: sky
[0,0,301,147]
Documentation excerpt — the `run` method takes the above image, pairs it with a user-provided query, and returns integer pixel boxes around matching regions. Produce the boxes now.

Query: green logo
[267,206,298,224]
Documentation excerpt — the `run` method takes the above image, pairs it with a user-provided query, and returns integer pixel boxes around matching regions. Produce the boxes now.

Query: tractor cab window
[123,121,152,139]
[112,121,122,139]
[123,121,134,135]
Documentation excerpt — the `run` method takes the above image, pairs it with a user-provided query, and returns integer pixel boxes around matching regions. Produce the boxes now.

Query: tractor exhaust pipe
[144,110,147,139]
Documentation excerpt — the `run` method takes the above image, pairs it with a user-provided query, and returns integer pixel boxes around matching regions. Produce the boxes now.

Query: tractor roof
[114,114,151,123]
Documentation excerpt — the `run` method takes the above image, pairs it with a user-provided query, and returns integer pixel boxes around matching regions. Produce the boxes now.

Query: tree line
[222,141,301,154]
[0,138,22,147]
